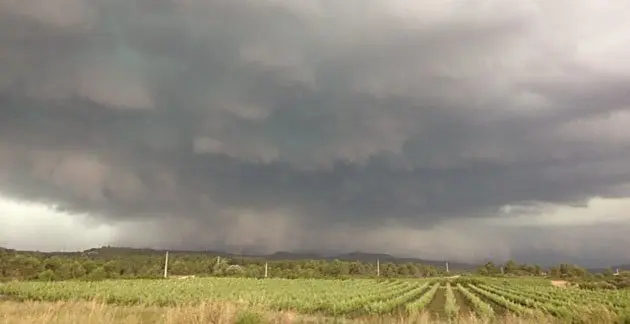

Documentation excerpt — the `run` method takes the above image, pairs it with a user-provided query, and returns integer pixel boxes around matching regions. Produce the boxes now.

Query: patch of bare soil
[427,288,447,321]
[453,290,473,318]
[170,275,196,280]
[551,280,569,288]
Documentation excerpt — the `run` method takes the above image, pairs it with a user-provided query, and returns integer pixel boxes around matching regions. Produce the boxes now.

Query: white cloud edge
[2,194,630,264]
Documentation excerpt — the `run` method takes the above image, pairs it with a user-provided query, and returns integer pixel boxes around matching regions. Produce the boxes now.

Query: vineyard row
[1,278,628,320]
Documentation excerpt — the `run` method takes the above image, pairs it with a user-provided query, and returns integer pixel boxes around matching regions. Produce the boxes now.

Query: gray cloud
[2,0,630,264]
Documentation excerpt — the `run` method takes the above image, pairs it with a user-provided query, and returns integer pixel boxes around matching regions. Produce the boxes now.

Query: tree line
[1,247,444,281]
[1,247,627,288]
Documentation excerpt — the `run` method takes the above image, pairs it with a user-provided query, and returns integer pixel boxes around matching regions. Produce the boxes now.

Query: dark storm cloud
[2,0,630,258]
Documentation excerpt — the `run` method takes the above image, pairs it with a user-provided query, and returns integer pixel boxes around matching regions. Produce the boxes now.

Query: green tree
[86,267,107,280]
[477,262,500,275]
[37,269,54,281]
[503,260,518,274]
[70,261,86,278]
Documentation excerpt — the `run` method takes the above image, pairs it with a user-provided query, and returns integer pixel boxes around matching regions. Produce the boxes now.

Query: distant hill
[7,246,626,271]
[612,264,630,271]
[76,247,477,270]
[265,251,324,260]
[332,252,477,270]
[587,264,630,273]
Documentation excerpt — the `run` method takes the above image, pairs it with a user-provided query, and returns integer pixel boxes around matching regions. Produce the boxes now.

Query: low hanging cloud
[1,0,630,265]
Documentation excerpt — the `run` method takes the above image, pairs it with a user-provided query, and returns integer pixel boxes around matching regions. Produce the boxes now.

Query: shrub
[234,310,268,324]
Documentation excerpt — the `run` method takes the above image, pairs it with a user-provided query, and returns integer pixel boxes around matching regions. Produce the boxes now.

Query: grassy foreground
[0,300,566,324]
[2,277,628,323]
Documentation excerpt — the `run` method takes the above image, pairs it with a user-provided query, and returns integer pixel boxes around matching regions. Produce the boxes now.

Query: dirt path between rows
[428,287,447,321]
[453,290,473,317]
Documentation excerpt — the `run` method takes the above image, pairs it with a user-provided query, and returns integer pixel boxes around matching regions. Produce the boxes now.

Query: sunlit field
[2,277,629,323]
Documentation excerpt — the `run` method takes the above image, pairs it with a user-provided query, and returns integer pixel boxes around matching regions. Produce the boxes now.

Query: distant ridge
[9,246,624,271]
[612,264,630,271]
[587,265,630,273]
[332,252,477,270]
[76,247,477,270]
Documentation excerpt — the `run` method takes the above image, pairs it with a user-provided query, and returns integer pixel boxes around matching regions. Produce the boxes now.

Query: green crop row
[1,277,628,321]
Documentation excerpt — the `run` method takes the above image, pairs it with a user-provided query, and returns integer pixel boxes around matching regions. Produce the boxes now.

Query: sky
[1,0,630,267]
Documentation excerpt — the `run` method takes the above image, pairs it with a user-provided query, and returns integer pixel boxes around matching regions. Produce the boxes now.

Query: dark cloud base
[2,0,630,261]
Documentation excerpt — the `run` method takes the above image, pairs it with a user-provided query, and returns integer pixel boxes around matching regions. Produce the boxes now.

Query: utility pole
[376,258,380,277]
[264,262,268,278]
[163,251,169,278]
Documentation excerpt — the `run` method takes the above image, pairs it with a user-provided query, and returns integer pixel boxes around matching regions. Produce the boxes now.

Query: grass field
[2,277,629,323]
